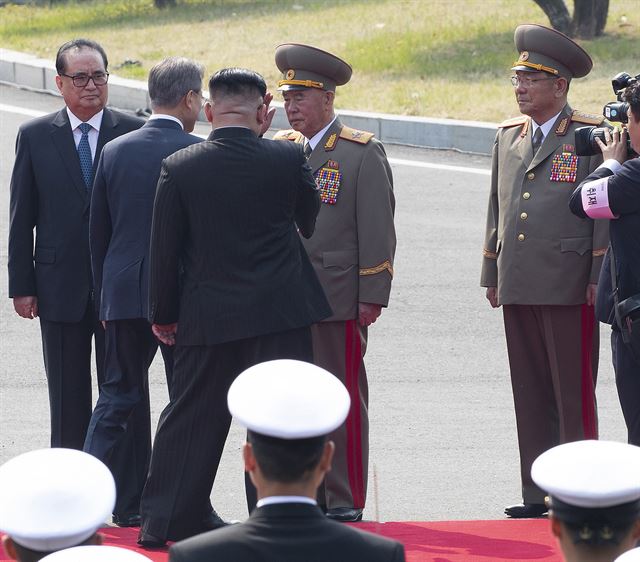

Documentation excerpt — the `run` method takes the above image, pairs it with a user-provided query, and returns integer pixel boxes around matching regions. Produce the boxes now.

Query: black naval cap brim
[512,23,593,79]
[275,43,352,92]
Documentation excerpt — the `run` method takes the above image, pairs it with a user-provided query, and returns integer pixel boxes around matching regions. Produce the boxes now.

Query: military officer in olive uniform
[273,44,396,523]
[480,24,608,518]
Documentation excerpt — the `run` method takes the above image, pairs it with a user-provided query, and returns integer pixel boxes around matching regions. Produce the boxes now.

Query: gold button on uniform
[518,233,525,241]
[523,192,531,200]
[520,212,528,220]
[527,172,535,180]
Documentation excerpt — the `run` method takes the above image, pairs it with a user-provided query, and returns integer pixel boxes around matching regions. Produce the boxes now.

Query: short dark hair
[208,67,266,101]
[148,57,204,109]
[248,431,326,483]
[623,80,640,123]
[56,39,108,74]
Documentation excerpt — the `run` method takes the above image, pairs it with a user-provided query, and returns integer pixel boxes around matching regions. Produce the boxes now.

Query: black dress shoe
[112,513,142,527]
[504,503,548,518]
[137,529,166,548]
[202,508,231,531]
[326,507,363,522]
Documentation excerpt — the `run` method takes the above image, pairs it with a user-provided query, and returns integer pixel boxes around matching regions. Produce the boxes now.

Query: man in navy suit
[168,359,405,562]
[137,67,332,547]
[7,39,144,524]
[83,57,209,527]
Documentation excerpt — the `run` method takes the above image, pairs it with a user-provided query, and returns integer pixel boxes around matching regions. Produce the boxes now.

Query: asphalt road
[0,83,627,524]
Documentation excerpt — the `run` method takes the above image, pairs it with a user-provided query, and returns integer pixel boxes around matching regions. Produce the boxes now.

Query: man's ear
[550,515,563,539]
[55,74,64,95]
[2,536,18,560]
[554,77,569,98]
[204,101,214,124]
[256,103,267,126]
[319,441,335,473]
[243,442,257,473]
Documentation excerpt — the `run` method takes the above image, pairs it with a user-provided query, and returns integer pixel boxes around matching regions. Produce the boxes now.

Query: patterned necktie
[77,122,93,189]
[532,127,544,154]
[303,142,312,159]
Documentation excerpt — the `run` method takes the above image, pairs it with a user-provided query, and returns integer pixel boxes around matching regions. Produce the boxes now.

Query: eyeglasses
[59,72,109,88]
[510,75,556,88]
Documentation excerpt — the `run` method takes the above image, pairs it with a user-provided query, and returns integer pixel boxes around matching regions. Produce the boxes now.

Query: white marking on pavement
[0,103,46,119]
[388,157,490,176]
[1,103,491,175]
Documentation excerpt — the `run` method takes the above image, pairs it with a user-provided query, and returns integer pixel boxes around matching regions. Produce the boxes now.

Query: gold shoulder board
[273,129,304,142]
[339,126,374,144]
[571,110,605,125]
[498,115,528,129]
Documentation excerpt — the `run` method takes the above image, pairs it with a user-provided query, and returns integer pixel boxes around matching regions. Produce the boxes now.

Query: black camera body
[575,72,639,157]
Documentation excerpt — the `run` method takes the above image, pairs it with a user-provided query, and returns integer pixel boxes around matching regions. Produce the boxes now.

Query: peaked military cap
[512,23,593,79]
[275,43,352,92]
[616,547,640,562]
[532,440,640,526]
[228,359,350,439]
[0,449,115,552]
[41,546,153,561]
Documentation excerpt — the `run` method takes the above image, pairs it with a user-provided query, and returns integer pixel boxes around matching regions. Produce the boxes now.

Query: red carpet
[1,520,562,561]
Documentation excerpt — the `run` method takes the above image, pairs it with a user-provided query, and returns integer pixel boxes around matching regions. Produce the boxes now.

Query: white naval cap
[0,448,115,552]
[40,546,152,561]
[616,548,640,562]
[532,440,640,509]
[228,359,350,439]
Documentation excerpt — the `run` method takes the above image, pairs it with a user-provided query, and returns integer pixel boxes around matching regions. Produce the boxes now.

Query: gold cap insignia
[285,69,295,80]
[519,51,529,61]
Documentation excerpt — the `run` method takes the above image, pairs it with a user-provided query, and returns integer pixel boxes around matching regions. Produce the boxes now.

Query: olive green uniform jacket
[480,104,608,303]
[275,117,396,319]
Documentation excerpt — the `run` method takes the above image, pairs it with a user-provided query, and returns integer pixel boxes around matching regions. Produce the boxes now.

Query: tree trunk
[572,0,609,38]
[533,0,572,35]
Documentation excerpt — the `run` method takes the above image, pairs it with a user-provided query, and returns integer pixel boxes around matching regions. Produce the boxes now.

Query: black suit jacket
[148,126,331,345]
[8,107,144,322]
[169,503,405,562]
[569,158,640,324]
[90,118,201,320]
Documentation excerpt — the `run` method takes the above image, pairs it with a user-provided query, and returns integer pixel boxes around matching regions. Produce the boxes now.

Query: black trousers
[612,329,640,445]
[140,325,313,542]
[40,300,105,449]
[84,318,173,516]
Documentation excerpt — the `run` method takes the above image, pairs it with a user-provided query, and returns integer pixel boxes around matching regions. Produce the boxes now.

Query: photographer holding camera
[569,78,640,446]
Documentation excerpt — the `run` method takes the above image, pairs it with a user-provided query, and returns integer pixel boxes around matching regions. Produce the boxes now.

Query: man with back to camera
[273,43,396,523]
[532,440,640,562]
[168,359,406,562]
[7,38,146,526]
[480,24,608,518]
[83,56,227,527]
[137,67,332,547]
[569,79,640,447]
[0,448,115,562]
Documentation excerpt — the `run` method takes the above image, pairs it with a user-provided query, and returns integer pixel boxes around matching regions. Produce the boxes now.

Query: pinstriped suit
[139,127,331,541]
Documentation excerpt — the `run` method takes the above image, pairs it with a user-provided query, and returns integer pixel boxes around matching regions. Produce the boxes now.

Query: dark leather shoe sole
[201,508,233,531]
[326,508,363,522]
[504,503,547,518]
[137,530,167,549]
[112,514,142,528]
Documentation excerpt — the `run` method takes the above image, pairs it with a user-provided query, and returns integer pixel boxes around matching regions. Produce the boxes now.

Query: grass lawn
[1,0,637,122]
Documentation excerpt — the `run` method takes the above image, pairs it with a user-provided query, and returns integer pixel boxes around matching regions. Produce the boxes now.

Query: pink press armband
[581,177,619,219]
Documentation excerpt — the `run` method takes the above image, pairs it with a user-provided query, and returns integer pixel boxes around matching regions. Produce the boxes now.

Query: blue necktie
[77,122,93,189]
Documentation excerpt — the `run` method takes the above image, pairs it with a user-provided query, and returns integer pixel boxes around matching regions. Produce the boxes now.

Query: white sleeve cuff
[599,159,623,174]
